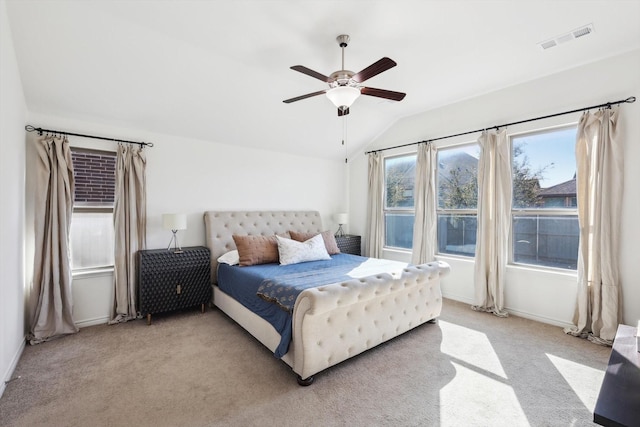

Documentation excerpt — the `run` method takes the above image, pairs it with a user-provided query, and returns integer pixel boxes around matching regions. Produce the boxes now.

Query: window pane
[385,155,416,209]
[437,144,480,209]
[437,214,477,256]
[70,212,114,269]
[513,215,579,269]
[385,213,414,249]
[512,127,577,209]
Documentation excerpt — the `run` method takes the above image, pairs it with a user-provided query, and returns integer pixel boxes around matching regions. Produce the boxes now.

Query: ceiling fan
[283,35,406,116]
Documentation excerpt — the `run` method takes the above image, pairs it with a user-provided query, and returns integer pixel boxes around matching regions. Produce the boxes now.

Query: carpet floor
[0,298,610,427]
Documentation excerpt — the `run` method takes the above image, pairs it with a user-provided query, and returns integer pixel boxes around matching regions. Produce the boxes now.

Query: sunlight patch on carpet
[440,361,528,426]
[546,353,605,411]
[439,320,507,379]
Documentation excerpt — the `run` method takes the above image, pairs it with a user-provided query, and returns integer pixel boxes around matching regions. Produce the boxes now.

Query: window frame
[435,141,480,259]
[70,147,117,273]
[508,124,579,271]
[382,153,417,251]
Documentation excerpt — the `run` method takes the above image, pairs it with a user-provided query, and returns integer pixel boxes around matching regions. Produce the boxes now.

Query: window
[69,148,116,271]
[380,125,578,271]
[511,126,578,270]
[436,144,480,257]
[383,154,416,249]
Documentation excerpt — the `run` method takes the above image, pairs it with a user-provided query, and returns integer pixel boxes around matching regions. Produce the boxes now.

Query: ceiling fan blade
[352,57,397,83]
[361,87,406,101]
[283,90,327,104]
[337,107,350,117]
[290,65,333,83]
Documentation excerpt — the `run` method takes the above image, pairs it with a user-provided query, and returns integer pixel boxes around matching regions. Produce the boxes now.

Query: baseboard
[75,316,109,328]
[1,337,26,399]
[442,292,474,306]
[442,293,572,329]
[505,307,573,329]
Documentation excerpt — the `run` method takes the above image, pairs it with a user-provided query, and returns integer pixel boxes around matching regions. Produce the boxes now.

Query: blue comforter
[217,254,368,358]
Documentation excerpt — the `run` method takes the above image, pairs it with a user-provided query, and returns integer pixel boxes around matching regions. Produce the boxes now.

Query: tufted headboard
[203,210,323,283]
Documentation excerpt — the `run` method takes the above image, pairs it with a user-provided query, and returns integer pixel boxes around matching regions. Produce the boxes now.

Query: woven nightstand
[138,246,211,324]
[335,235,361,256]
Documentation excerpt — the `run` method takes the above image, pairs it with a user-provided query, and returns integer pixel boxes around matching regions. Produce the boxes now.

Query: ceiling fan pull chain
[343,114,348,163]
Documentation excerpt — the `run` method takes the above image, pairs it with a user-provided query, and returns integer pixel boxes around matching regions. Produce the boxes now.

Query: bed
[204,210,450,385]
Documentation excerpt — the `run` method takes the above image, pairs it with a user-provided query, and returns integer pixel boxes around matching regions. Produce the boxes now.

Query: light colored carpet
[0,299,610,427]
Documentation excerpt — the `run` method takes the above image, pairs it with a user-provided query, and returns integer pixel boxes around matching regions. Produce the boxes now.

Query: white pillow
[276,234,330,265]
[217,250,240,266]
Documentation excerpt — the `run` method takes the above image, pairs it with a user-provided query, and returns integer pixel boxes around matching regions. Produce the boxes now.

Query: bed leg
[427,318,438,324]
[296,375,314,386]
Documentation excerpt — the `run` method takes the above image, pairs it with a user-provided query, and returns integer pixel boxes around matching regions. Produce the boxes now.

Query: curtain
[29,135,78,344]
[564,109,622,345]
[411,142,437,264]
[366,152,384,258]
[110,144,147,324]
[472,129,511,317]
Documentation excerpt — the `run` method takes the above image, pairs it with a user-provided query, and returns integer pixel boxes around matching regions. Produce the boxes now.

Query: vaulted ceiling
[6,1,640,160]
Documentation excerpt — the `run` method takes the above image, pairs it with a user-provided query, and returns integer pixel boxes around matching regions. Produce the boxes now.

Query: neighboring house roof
[438,151,478,185]
[539,178,576,197]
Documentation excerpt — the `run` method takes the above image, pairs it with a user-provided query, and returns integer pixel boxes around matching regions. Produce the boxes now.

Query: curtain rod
[24,125,154,148]
[364,96,636,155]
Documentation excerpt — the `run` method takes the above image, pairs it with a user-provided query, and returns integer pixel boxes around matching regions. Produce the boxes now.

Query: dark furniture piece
[594,324,640,427]
[335,234,361,256]
[138,246,211,324]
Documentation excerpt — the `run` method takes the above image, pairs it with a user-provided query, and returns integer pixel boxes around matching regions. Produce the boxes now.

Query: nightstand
[335,234,361,256]
[138,246,211,324]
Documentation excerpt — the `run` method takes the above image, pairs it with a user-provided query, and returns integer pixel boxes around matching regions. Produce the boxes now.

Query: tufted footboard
[291,261,449,381]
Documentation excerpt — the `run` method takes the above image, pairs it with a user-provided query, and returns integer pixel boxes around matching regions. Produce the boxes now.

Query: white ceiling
[6,0,640,160]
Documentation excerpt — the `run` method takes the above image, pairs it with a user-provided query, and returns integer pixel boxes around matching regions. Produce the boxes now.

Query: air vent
[540,40,557,50]
[538,23,595,50]
[573,25,593,38]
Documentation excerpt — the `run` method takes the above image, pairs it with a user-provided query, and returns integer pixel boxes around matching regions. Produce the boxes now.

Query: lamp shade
[334,213,349,225]
[326,86,360,109]
[162,213,187,230]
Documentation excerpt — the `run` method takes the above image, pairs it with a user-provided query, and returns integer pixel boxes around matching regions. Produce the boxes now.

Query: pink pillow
[232,235,279,266]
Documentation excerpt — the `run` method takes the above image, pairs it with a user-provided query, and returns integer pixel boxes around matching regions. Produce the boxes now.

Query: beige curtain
[29,135,78,344]
[411,142,437,264]
[366,152,384,258]
[472,129,511,317]
[110,144,147,324]
[564,109,622,345]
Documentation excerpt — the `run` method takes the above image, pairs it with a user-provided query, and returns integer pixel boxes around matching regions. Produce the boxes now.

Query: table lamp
[334,213,348,237]
[163,213,187,253]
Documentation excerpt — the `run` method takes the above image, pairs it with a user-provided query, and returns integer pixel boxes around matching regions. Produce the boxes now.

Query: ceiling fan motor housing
[336,34,350,48]
[329,70,356,87]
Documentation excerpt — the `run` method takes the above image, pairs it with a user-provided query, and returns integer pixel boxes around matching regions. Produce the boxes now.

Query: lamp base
[167,230,183,254]
[335,224,345,238]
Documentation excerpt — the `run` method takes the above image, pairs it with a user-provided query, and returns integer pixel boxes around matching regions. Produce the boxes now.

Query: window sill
[72,266,114,279]
[506,263,577,277]
[436,253,475,263]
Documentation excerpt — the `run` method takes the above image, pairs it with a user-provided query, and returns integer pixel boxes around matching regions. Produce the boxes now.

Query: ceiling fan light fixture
[326,86,361,109]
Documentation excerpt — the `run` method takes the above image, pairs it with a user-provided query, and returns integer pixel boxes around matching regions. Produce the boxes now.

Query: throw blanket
[257,267,356,313]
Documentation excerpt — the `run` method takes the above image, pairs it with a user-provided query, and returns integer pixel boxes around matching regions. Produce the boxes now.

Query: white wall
[0,0,27,398]
[24,113,348,326]
[349,49,640,327]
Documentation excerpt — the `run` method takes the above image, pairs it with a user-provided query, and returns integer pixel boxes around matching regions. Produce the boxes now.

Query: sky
[438,125,577,189]
[512,126,577,188]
